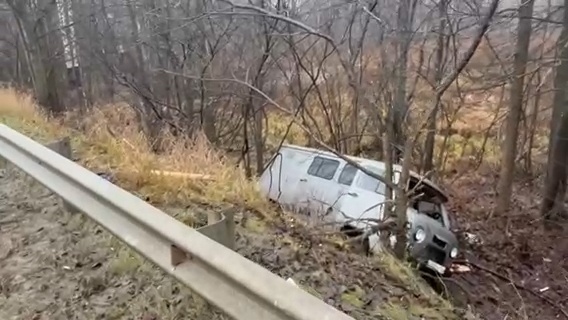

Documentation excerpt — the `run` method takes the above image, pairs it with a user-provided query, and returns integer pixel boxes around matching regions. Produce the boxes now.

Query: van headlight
[450,247,458,258]
[414,227,426,243]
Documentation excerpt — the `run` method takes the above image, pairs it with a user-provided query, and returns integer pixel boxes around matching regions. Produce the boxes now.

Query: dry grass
[264,111,308,148]
[0,87,68,141]
[0,88,269,217]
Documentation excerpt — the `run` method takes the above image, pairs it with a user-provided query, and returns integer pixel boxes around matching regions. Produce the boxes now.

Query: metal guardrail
[0,124,354,320]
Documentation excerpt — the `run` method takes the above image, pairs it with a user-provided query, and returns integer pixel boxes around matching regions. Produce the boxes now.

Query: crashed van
[258,144,459,276]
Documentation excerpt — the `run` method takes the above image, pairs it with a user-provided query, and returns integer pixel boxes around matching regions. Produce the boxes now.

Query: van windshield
[408,176,447,227]
[355,166,448,227]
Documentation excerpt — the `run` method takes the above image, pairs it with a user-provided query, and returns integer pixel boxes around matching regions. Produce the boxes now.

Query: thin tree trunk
[495,0,534,215]
[422,0,447,175]
[541,0,568,220]
[541,101,568,221]
[391,0,415,160]
[543,0,568,174]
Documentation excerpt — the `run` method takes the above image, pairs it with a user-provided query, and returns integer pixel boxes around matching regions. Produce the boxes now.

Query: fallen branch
[345,217,398,244]
[149,170,214,181]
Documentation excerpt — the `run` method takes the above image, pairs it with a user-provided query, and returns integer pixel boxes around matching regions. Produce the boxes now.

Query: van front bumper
[409,241,453,275]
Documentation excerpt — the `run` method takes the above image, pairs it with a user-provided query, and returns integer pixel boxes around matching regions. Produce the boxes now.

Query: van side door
[346,166,388,228]
[333,163,359,217]
[302,155,341,215]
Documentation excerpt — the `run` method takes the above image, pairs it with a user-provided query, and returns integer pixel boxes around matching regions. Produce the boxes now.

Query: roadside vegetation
[0,87,463,319]
[1,0,568,318]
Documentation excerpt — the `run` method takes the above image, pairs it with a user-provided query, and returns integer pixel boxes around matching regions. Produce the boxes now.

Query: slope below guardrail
[0,124,354,320]
[44,135,238,250]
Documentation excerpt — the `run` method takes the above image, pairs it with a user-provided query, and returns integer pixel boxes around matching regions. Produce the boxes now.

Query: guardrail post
[198,208,236,250]
[45,136,78,213]
[223,209,236,250]
[207,211,222,224]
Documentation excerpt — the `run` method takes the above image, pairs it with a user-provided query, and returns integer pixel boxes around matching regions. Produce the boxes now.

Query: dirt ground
[445,162,568,320]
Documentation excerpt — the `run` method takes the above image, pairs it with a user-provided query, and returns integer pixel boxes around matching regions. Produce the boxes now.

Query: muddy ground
[445,162,568,320]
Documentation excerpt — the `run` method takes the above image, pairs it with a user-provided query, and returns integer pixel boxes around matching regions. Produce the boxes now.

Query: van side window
[307,156,340,180]
[338,164,358,185]
[358,171,387,195]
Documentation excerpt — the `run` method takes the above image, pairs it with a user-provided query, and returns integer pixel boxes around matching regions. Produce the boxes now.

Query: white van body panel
[259,144,460,274]
[258,145,452,249]
[259,145,401,227]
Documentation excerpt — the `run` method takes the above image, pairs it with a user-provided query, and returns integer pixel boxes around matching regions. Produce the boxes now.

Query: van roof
[279,144,449,202]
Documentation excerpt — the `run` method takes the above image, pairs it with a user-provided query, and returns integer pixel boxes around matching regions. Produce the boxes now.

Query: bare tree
[495,0,535,215]
[422,0,449,175]
[6,0,69,114]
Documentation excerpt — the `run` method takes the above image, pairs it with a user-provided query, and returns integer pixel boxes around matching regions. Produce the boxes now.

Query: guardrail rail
[0,124,354,320]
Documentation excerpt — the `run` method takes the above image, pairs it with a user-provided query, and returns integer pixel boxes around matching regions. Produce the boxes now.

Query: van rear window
[307,156,340,180]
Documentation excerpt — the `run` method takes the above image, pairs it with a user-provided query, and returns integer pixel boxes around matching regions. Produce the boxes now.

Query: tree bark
[541,103,568,221]
[541,0,568,221]
[7,0,68,114]
[391,0,415,160]
[495,0,535,215]
[422,0,447,175]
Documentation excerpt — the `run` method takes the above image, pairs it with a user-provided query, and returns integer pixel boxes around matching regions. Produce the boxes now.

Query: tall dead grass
[0,88,269,216]
[0,87,68,140]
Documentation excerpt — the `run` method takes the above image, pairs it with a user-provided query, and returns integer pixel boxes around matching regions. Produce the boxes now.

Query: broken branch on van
[332,206,398,245]
[347,217,398,245]
[317,214,397,236]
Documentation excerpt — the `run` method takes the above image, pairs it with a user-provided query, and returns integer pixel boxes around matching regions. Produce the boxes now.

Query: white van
[258,144,459,275]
